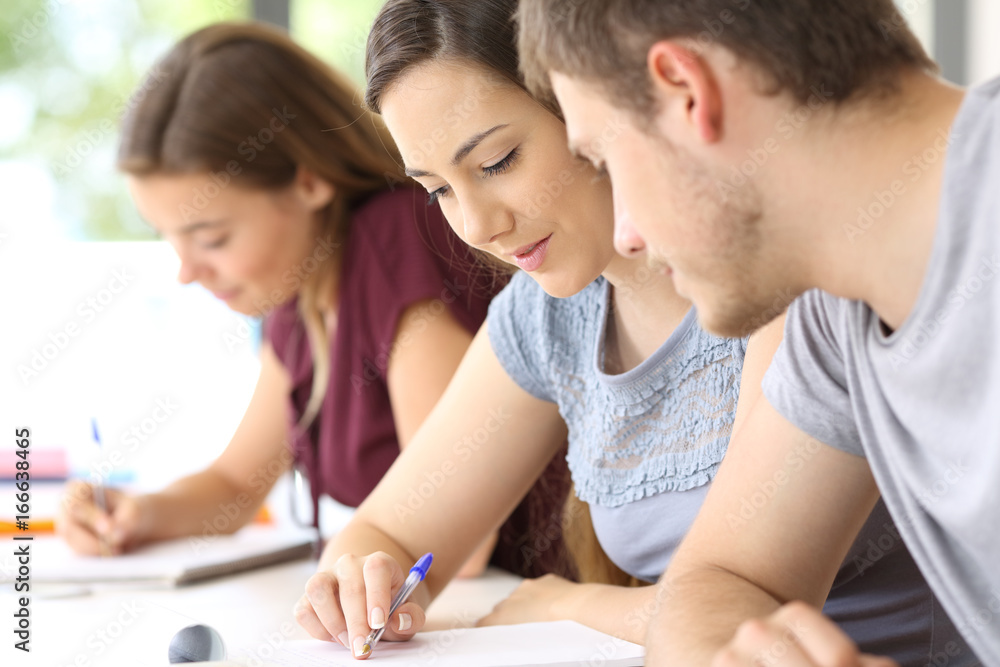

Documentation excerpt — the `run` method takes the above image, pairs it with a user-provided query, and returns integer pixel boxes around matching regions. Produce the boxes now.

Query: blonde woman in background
[56,21,573,582]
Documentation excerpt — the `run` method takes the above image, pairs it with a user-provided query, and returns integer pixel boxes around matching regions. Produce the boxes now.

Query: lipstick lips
[512,234,552,272]
[513,237,545,257]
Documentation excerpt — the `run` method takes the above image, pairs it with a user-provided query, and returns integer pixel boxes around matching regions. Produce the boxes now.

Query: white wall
[3,241,261,491]
[897,0,935,54]
[969,0,1000,84]
[898,0,1000,85]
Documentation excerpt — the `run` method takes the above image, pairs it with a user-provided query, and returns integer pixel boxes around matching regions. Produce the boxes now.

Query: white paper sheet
[258,621,644,666]
[1,526,316,586]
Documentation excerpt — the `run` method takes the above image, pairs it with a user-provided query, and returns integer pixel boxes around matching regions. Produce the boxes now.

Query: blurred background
[1,0,998,518]
[1,0,387,530]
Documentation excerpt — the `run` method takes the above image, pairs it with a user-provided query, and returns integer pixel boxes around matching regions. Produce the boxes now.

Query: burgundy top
[265,187,575,580]
[264,187,492,509]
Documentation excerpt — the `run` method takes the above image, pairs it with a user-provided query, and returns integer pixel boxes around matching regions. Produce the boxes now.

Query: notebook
[254,621,645,666]
[1,525,316,587]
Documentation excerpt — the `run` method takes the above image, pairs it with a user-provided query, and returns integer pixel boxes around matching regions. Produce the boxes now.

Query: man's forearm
[647,568,783,664]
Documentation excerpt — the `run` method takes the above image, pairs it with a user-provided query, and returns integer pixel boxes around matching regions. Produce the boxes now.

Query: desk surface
[3,557,522,667]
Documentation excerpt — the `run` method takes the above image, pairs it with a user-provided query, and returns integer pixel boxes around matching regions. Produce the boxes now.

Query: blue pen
[361,553,433,656]
[90,418,111,556]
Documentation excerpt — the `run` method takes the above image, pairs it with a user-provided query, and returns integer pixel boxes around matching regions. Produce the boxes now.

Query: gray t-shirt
[763,75,1000,665]
[490,271,975,663]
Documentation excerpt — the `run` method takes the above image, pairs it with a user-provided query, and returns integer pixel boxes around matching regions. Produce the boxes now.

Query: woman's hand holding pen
[56,480,148,556]
[295,552,428,659]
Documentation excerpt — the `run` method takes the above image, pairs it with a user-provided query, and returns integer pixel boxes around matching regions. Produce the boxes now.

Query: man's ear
[646,41,723,144]
[293,165,336,211]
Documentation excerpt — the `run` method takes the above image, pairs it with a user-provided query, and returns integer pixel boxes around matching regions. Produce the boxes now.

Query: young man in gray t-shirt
[518,0,1000,665]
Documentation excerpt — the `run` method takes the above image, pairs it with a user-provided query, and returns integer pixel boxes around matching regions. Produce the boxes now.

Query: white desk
[5,557,521,667]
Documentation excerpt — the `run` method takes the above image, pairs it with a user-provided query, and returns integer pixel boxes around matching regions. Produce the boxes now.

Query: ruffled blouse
[488,271,746,579]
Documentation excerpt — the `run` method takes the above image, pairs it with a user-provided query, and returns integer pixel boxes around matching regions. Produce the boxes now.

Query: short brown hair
[518,0,937,115]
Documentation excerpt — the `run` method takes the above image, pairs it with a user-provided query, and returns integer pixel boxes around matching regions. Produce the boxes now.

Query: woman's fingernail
[370,607,385,629]
[397,612,412,632]
[353,635,369,657]
[337,631,349,648]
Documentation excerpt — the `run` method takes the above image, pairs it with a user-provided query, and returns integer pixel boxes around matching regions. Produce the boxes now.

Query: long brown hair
[366,0,641,589]
[119,21,403,426]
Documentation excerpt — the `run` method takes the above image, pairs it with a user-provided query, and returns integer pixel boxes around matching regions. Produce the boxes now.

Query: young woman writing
[56,21,572,581]
[293,1,971,664]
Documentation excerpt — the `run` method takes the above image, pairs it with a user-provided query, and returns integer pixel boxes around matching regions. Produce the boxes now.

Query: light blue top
[488,272,745,581]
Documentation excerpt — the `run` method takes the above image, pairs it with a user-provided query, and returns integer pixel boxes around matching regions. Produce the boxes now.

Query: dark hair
[365,0,528,114]
[364,0,533,285]
[119,21,403,426]
[365,0,640,588]
[518,0,938,115]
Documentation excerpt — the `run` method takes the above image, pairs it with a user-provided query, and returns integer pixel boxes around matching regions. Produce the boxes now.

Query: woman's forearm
[558,582,662,645]
[138,467,267,542]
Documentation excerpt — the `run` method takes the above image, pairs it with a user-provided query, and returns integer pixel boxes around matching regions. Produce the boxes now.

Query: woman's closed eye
[426,147,522,206]
[482,147,520,177]
[427,185,451,206]
[201,235,230,249]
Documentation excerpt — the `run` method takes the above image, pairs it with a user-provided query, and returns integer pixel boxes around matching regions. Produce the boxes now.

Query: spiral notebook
[2,525,316,587]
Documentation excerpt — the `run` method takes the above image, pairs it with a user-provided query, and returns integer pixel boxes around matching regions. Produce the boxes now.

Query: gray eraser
[168,624,226,663]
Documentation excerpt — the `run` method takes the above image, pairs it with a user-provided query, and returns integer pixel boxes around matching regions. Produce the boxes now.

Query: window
[292,0,385,88]
[1,0,385,243]
[1,1,394,493]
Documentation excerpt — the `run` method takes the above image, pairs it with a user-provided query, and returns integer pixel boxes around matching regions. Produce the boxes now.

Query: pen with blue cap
[360,552,433,657]
[90,418,112,556]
